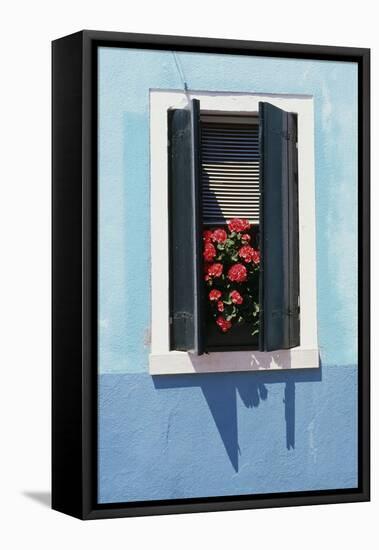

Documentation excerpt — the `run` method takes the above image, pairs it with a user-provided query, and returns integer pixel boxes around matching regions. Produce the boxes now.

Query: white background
[0,1,376,548]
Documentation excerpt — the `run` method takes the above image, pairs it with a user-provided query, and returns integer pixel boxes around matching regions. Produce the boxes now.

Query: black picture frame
[52,30,370,520]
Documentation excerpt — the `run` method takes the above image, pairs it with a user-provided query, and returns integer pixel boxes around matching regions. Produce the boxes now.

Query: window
[168,99,299,355]
[150,90,318,374]
[201,114,261,352]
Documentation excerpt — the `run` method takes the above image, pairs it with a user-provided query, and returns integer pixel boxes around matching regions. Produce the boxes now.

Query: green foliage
[203,221,260,336]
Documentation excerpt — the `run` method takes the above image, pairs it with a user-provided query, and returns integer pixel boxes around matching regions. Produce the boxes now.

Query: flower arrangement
[203,218,260,335]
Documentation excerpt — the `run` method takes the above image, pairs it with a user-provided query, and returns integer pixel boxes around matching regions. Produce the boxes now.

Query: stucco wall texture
[98,47,358,503]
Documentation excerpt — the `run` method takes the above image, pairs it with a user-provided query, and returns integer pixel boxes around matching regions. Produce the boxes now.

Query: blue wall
[98,48,358,503]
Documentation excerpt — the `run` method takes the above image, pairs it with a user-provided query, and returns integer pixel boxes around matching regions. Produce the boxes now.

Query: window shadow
[153,374,240,471]
[153,366,321,472]
[284,380,296,450]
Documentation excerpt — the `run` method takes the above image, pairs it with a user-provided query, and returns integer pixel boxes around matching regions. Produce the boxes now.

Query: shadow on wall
[153,366,322,472]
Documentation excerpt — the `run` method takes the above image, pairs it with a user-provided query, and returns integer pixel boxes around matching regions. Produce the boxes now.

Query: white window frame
[149,89,318,375]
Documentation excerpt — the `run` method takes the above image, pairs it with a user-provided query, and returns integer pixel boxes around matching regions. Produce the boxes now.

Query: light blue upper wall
[98,48,357,373]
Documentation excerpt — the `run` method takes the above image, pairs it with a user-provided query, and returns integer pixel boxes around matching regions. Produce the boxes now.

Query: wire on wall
[172,51,189,92]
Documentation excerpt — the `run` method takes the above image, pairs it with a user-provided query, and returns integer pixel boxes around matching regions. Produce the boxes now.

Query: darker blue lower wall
[98,364,357,503]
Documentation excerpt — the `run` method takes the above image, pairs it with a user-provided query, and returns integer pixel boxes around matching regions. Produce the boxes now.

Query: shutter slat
[201,119,260,224]
[203,192,260,195]
[202,129,259,135]
[203,200,260,204]
[203,178,259,181]
[202,152,260,157]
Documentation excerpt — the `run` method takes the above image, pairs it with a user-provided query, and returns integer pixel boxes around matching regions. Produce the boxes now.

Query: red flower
[230,290,243,305]
[203,242,216,262]
[238,245,255,263]
[209,289,222,301]
[216,316,232,333]
[204,262,211,281]
[203,230,213,242]
[207,263,223,278]
[227,263,247,283]
[228,218,250,233]
[241,233,251,242]
[239,245,260,264]
[217,301,224,312]
[251,249,260,264]
[212,228,227,243]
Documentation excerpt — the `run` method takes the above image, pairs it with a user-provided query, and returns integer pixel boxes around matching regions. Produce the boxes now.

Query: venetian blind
[201,116,260,225]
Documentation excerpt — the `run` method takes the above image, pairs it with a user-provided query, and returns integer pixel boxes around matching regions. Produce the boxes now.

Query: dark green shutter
[168,99,204,354]
[259,102,300,351]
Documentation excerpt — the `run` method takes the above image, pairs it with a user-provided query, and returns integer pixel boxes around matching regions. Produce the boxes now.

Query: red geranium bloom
[207,263,223,278]
[230,290,243,305]
[217,301,224,312]
[203,242,216,262]
[227,263,247,283]
[241,233,251,242]
[209,289,222,301]
[212,228,227,243]
[252,249,260,264]
[228,218,250,233]
[203,229,213,242]
[204,261,211,281]
[238,245,255,263]
[216,316,232,333]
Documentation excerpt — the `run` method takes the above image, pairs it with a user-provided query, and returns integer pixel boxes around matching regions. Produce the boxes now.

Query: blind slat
[201,119,260,224]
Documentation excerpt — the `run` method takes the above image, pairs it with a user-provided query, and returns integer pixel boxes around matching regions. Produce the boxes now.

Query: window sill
[149,348,319,375]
